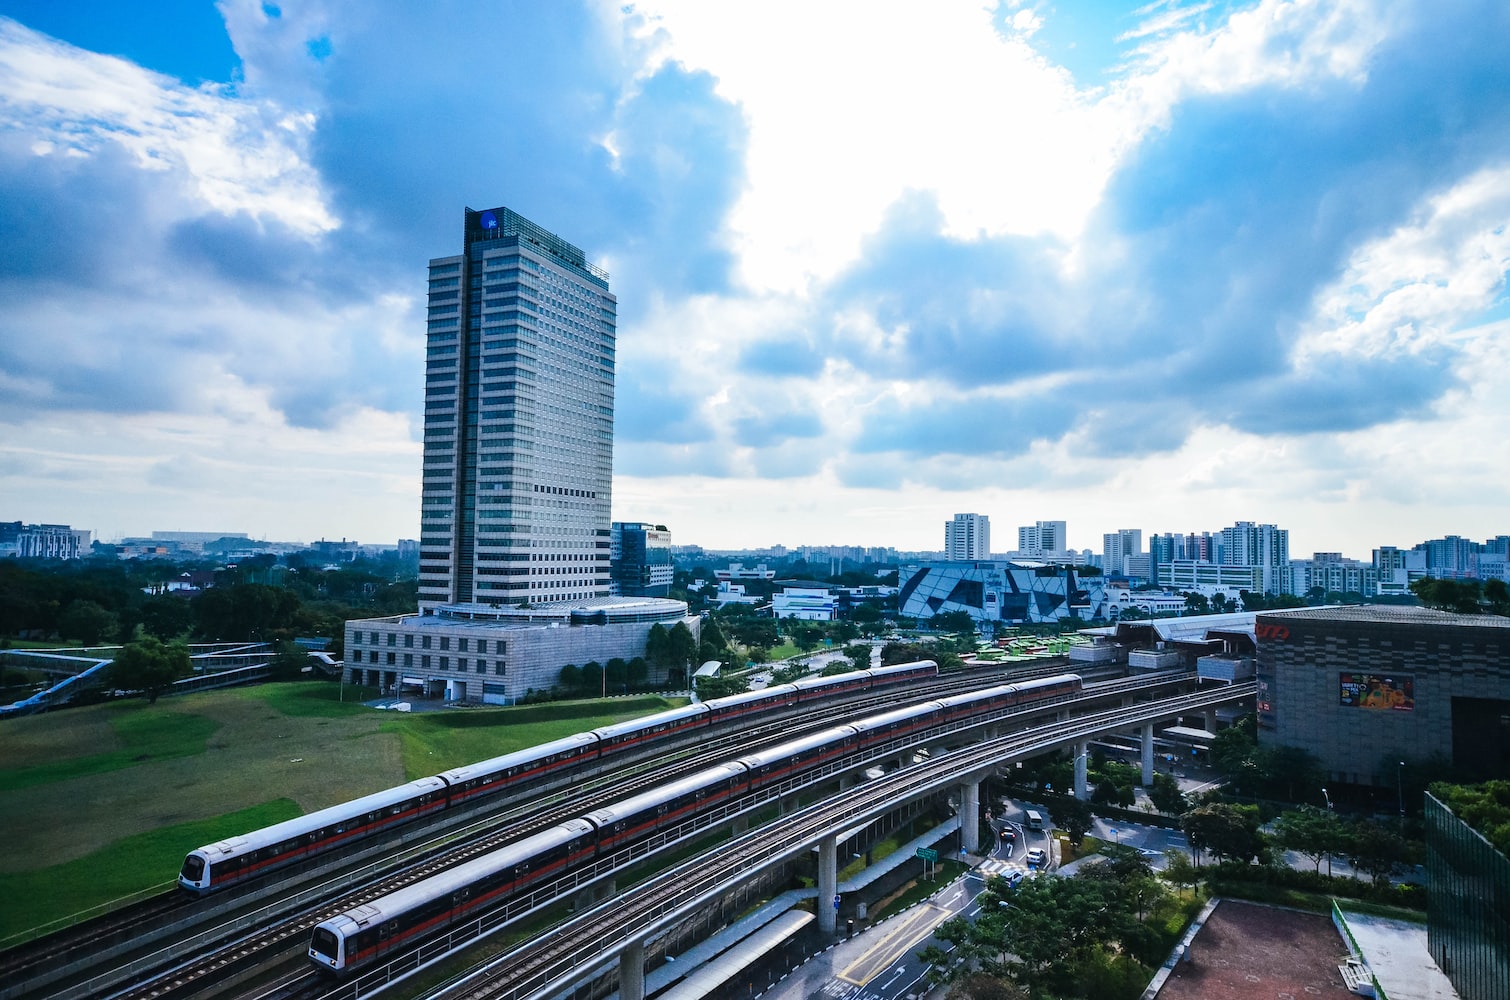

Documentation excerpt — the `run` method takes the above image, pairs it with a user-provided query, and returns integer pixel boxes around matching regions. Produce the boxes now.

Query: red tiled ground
[1157,899,1356,1000]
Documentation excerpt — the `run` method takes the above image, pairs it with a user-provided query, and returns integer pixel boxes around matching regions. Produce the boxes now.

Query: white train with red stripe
[180,661,938,894]
[307,672,1081,973]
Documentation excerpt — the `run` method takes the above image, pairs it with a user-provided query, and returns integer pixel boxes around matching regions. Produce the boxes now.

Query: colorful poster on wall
[1339,672,1415,711]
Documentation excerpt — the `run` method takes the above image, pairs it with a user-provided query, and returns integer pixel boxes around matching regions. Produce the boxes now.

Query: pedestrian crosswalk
[975,858,1022,877]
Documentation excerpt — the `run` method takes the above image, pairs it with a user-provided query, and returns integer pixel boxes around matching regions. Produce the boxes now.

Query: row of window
[350,630,507,654]
[350,649,506,675]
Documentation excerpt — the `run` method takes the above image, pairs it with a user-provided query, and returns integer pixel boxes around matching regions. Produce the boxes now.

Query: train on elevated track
[308,672,1084,973]
[178,661,938,894]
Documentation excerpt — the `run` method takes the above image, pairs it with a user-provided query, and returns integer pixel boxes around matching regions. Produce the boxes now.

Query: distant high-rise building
[610,522,673,597]
[1102,528,1144,575]
[1017,520,1067,558]
[418,207,617,608]
[945,513,991,561]
[1219,521,1289,594]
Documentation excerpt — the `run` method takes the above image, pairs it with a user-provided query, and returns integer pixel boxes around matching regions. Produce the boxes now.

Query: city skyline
[1,2,1508,558]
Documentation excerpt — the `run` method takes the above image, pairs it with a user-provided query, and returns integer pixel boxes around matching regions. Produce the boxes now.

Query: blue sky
[0,0,1507,559]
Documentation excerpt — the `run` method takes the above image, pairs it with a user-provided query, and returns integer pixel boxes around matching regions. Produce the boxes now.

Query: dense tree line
[0,556,418,651]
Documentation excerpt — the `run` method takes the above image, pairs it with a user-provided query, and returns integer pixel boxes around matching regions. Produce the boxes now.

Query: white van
[1024,809,1045,831]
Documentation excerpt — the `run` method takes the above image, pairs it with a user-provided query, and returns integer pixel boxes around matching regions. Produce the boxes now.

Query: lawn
[0,681,680,938]
[0,800,301,945]
[377,695,686,777]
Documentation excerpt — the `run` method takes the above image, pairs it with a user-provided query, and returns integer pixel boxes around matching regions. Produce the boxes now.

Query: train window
[180,855,205,880]
[311,927,341,959]
[380,920,398,939]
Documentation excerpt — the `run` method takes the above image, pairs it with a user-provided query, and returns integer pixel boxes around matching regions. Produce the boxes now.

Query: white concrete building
[944,513,991,561]
[772,587,838,620]
[1017,520,1067,559]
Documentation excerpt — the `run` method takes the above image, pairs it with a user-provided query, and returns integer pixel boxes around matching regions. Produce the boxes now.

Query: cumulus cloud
[1,0,1508,553]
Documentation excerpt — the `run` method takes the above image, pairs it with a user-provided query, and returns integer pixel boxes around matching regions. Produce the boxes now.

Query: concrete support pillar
[1203,710,1216,734]
[732,815,748,836]
[817,835,838,934]
[960,780,981,854]
[1142,725,1156,786]
[1074,741,1089,800]
[620,940,645,1000]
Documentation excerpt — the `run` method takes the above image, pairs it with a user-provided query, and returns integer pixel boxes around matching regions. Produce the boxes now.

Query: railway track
[8,662,1154,1000]
[151,669,1200,1000]
[408,682,1257,1000]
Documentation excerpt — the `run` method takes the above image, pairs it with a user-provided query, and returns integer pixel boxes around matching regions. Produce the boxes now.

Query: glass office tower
[418,207,616,608]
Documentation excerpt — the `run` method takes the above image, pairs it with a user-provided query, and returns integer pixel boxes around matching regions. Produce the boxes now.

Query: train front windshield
[180,855,205,881]
[311,927,341,962]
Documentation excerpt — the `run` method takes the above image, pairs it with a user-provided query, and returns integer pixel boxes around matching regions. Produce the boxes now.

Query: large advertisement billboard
[1339,672,1415,711]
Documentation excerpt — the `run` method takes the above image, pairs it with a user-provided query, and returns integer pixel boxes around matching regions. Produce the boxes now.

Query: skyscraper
[944,513,991,561]
[1017,520,1067,558]
[418,207,617,608]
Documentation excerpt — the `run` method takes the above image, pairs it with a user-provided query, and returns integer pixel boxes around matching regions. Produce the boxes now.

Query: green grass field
[0,682,681,940]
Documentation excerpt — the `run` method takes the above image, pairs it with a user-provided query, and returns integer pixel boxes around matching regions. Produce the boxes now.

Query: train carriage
[847,700,948,752]
[1002,673,1083,706]
[791,669,871,701]
[582,762,749,853]
[736,724,860,790]
[933,684,1019,724]
[309,819,597,973]
[701,683,800,722]
[866,660,938,685]
[180,776,449,894]
[591,702,710,754]
[436,732,601,809]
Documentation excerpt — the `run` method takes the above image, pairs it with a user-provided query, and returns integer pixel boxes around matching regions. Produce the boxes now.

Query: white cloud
[0,16,335,235]
[1295,166,1510,362]
[624,1,1106,292]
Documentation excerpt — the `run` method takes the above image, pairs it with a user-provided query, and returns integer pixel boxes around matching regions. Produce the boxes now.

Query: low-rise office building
[345,596,697,705]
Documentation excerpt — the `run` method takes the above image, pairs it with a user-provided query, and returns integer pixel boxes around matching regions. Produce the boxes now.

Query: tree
[1273,806,1347,874]
[1148,772,1188,815]
[930,610,977,634]
[668,622,698,673]
[107,637,191,703]
[58,599,119,645]
[1485,579,1510,617]
[768,662,810,684]
[789,622,825,651]
[1181,803,1265,864]
[1183,592,1209,614]
[694,673,749,699]
[1410,577,1483,614]
[843,643,872,672]
[269,641,309,681]
[1347,819,1407,885]
[625,657,648,690]
[1047,794,1094,848]
[581,661,603,697]
[851,602,884,635]
[558,663,581,692]
[139,594,194,641]
[699,617,727,651]
[1160,848,1202,893]
[604,657,628,694]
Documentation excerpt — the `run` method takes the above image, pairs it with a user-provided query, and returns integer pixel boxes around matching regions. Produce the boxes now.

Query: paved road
[756,874,988,1000]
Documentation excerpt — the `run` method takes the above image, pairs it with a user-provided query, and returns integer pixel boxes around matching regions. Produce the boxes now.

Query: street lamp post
[1397,761,1406,829]
[1322,787,1334,876]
